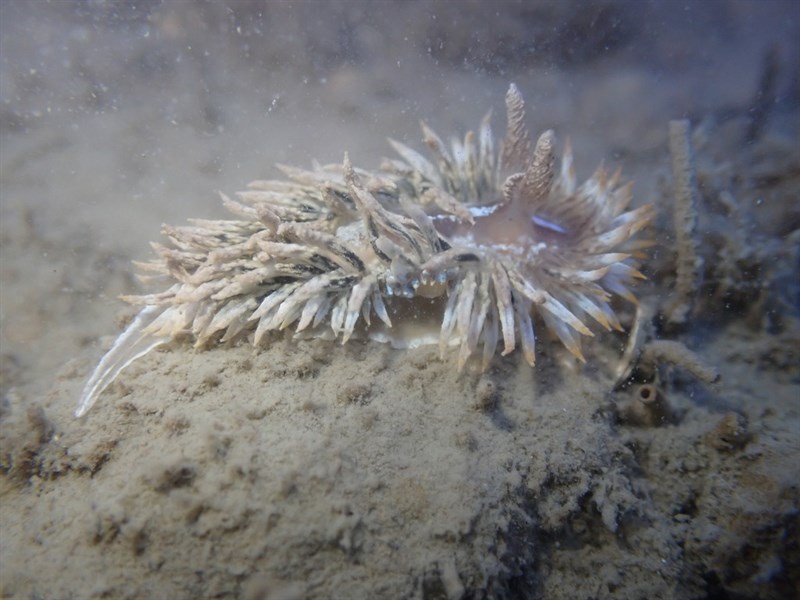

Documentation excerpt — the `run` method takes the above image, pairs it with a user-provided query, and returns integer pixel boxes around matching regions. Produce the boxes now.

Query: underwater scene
[1,1,798,598]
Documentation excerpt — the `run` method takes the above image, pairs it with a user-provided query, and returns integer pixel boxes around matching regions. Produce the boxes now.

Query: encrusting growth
[665,119,702,325]
[640,340,720,385]
[77,84,654,417]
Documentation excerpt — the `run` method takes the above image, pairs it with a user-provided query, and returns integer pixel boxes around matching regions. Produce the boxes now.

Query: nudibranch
[77,84,654,417]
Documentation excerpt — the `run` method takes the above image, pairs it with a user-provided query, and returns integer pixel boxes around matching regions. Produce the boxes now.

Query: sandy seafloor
[1,2,799,599]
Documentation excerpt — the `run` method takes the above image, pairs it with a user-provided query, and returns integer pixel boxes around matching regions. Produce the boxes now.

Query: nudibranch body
[77,84,654,417]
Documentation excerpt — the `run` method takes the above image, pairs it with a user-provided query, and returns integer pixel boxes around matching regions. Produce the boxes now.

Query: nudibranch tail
[76,305,169,417]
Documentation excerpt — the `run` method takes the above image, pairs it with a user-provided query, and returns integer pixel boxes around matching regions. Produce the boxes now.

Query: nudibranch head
[371,84,654,364]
